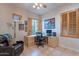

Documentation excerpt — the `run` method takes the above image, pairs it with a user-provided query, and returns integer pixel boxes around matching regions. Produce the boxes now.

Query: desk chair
[35,32,44,47]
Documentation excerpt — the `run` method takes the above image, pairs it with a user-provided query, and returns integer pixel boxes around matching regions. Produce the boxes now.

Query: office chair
[35,32,44,47]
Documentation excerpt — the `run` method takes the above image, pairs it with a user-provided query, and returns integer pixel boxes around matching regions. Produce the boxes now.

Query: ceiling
[12,3,65,15]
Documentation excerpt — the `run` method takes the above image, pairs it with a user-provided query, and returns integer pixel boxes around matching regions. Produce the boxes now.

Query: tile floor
[20,45,79,56]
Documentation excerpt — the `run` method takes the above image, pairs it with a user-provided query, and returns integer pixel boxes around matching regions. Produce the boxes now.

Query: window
[61,9,79,38]
[32,19,38,35]
[61,13,68,35]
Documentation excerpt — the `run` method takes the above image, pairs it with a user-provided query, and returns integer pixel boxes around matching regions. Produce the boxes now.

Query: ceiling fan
[33,3,47,9]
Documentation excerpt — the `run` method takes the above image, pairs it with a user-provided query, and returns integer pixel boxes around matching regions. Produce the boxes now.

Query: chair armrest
[0,46,14,56]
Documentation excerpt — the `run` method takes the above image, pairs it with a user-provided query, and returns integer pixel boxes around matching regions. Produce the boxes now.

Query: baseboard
[59,45,79,53]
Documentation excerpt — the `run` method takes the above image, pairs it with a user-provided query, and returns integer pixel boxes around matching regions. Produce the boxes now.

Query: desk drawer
[48,39,58,48]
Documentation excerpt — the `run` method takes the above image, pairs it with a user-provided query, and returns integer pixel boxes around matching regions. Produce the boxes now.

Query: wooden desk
[43,36,48,45]
[24,36,58,48]
[48,37,58,48]
[24,36,35,47]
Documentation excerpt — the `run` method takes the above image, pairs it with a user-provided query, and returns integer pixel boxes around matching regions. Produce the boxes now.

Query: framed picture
[19,24,24,31]
[25,21,27,32]
[25,21,27,25]
[12,13,22,21]
[44,18,55,29]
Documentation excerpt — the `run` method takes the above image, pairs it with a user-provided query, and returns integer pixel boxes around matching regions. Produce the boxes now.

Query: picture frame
[25,21,27,32]
[12,13,22,21]
[19,24,24,31]
[44,18,55,29]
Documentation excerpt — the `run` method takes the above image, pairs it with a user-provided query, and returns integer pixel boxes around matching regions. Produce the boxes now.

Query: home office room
[0,1,79,59]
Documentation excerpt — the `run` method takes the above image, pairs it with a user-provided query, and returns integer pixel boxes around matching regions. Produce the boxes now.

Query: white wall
[0,4,15,34]
[0,4,38,42]
[42,3,79,52]
[42,7,61,37]
[12,5,38,41]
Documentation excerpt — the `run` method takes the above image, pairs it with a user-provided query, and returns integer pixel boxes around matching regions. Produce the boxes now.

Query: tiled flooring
[21,45,79,56]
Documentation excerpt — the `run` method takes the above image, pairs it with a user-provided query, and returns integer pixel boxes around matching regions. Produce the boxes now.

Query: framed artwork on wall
[25,21,27,32]
[12,13,22,21]
[44,18,55,29]
[19,24,24,31]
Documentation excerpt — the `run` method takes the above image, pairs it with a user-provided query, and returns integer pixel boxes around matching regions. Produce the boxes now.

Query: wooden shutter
[68,11,76,35]
[61,13,68,36]
[61,9,79,38]
[38,16,42,32]
[27,18,32,35]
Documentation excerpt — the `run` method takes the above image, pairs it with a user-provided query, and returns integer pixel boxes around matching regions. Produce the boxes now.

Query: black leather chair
[0,41,24,56]
[0,35,24,56]
[0,43,24,56]
[35,32,44,47]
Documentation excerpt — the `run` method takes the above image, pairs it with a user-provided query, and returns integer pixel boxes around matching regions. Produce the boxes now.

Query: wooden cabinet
[24,36,35,47]
[48,37,58,48]
[61,9,79,38]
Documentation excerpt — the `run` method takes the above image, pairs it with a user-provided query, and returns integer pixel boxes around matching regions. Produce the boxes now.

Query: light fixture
[39,4,43,7]
[32,3,47,9]
[33,5,36,8]
[35,3,38,6]
[37,6,40,9]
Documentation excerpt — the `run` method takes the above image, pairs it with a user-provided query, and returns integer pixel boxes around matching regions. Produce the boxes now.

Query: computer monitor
[46,30,52,36]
